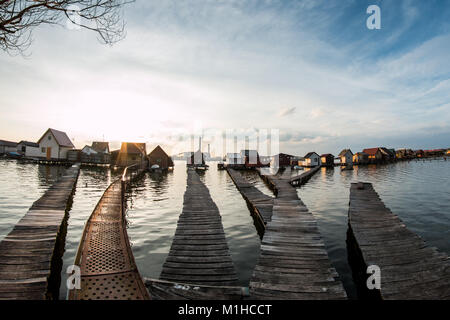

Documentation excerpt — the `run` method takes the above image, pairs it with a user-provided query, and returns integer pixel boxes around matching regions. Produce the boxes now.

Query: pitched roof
[380,147,395,156]
[148,145,169,157]
[38,128,75,148]
[304,152,319,158]
[0,140,18,147]
[321,153,334,157]
[18,140,39,147]
[363,148,380,155]
[338,149,353,157]
[92,142,109,153]
[120,142,146,155]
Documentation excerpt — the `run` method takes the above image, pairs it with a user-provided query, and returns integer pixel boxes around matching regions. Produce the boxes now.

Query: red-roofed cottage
[363,148,383,163]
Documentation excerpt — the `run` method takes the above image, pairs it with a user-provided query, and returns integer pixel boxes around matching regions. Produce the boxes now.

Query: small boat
[6,152,22,159]
[293,165,304,170]
[149,164,162,173]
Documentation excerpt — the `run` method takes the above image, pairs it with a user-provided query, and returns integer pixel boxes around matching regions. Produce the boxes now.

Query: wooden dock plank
[145,278,248,300]
[348,182,450,300]
[0,164,80,300]
[226,168,274,226]
[160,169,238,287]
[250,167,347,300]
[68,176,150,300]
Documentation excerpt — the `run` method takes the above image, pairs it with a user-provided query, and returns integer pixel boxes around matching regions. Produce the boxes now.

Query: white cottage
[303,152,321,167]
[37,128,75,160]
[17,141,40,158]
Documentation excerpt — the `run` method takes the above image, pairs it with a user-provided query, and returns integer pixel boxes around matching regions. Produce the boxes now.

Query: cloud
[277,107,296,117]
[0,1,449,156]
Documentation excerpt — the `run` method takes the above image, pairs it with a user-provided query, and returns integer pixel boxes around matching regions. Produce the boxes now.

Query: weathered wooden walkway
[68,177,150,300]
[226,168,273,226]
[0,164,80,300]
[290,166,321,186]
[160,169,238,286]
[348,182,450,299]
[250,167,347,299]
[145,278,248,300]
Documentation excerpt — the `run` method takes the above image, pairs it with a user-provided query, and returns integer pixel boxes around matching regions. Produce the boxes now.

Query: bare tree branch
[0,0,133,54]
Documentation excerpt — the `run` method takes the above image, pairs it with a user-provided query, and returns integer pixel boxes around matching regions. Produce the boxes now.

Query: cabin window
[41,147,46,153]
[48,135,51,140]
[22,146,26,152]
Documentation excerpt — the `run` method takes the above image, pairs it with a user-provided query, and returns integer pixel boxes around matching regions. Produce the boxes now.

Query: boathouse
[414,149,425,158]
[271,153,295,168]
[396,148,414,159]
[303,152,321,167]
[148,145,174,170]
[116,142,147,167]
[16,141,40,158]
[226,153,244,166]
[353,152,369,165]
[0,140,18,154]
[187,150,205,166]
[380,147,396,161]
[240,149,262,168]
[363,148,383,163]
[338,149,353,166]
[320,154,334,167]
[80,142,111,164]
[37,128,75,160]
[424,149,445,157]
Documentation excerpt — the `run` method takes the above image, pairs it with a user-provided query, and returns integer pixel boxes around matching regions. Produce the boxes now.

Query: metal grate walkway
[68,179,149,300]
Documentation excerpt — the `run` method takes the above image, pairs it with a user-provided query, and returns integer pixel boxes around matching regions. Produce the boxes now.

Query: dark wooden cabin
[320,154,334,167]
[271,153,295,168]
[148,145,174,170]
[116,142,147,167]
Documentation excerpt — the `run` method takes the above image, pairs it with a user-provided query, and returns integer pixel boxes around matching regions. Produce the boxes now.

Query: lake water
[0,158,449,300]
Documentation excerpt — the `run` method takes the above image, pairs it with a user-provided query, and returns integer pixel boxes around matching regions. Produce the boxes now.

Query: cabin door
[46,147,51,160]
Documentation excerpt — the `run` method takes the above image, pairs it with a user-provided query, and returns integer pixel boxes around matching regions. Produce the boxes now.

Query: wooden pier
[0,164,80,300]
[159,169,238,287]
[145,278,248,300]
[68,167,150,300]
[348,182,450,300]
[290,166,321,186]
[226,168,274,228]
[250,167,347,299]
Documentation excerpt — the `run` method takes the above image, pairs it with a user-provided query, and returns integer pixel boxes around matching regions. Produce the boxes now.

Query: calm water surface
[0,159,66,241]
[1,158,449,300]
[297,159,450,299]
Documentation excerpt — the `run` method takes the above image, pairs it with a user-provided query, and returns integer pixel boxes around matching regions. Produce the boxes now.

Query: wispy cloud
[0,0,449,155]
[277,107,296,117]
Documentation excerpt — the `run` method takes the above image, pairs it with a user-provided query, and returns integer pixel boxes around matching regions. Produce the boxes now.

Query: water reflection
[298,160,450,300]
[1,158,449,299]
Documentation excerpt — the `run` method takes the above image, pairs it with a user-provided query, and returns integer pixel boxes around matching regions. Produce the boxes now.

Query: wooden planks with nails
[68,174,150,300]
[348,182,450,300]
[145,278,248,300]
[250,167,347,299]
[159,169,238,287]
[0,164,80,300]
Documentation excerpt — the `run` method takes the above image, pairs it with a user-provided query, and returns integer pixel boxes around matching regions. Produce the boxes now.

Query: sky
[1,0,450,156]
